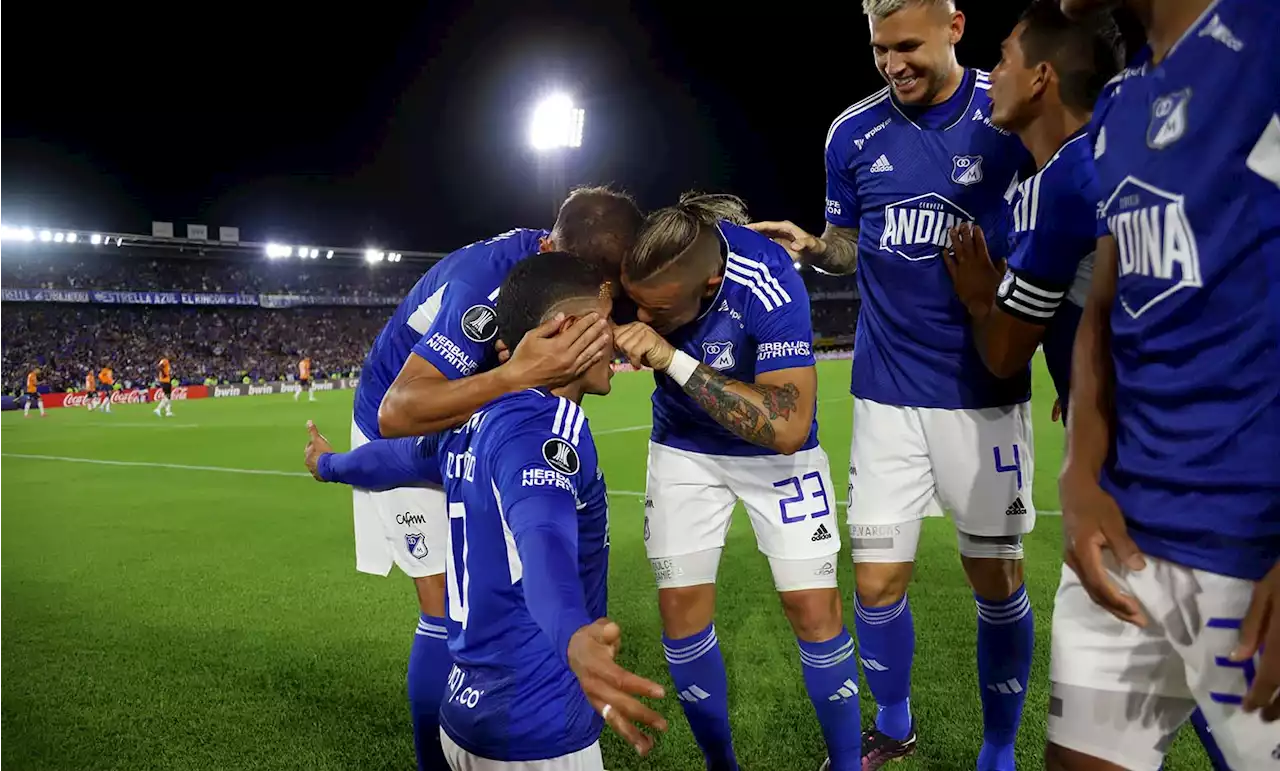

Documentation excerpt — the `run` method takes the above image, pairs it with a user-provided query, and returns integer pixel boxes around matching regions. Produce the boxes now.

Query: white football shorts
[441,731,602,771]
[350,419,447,578]
[1048,556,1275,770]
[847,397,1035,562]
[643,441,842,591]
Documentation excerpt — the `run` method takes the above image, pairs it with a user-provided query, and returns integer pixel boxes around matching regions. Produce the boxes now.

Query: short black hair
[496,251,610,348]
[552,185,644,272]
[1019,0,1124,112]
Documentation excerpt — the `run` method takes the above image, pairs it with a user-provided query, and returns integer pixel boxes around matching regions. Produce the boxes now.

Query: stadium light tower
[529,93,585,220]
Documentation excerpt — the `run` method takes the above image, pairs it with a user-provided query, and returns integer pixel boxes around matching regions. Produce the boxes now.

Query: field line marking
[1,453,1060,515]
[2,453,311,477]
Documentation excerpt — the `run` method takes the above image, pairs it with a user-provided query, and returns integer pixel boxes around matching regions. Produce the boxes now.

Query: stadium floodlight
[39,230,52,242]
[66,232,78,243]
[54,232,65,242]
[311,248,320,259]
[19,227,35,241]
[529,93,585,150]
[265,243,292,259]
[365,249,385,263]
[325,250,334,259]
[90,234,103,245]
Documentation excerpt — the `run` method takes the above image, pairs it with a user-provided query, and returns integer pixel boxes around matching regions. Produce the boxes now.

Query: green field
[1,359,1211,770]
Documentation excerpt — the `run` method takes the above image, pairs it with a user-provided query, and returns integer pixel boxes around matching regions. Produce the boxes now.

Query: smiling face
[869,1,964,105]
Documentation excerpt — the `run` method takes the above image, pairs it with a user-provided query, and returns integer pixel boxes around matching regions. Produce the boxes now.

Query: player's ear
[1032,62,1053,101]
[948,10,965,45]
[702,274,724,298]
[538,236,555,253]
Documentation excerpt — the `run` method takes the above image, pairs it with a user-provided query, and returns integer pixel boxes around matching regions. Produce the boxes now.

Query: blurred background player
[85,370,98,410]
[295,355,315,402]
[751,1,1037,767]
[97,364,113,413]
[614,194,862,771]
[306,251,669,769]
[345,186,641,770]
[154,356,174,417]
[1049,0,1280,768]
[24,368,45,417]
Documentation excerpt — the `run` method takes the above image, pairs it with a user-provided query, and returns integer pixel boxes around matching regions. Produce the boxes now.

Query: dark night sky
[2,1,1028,253]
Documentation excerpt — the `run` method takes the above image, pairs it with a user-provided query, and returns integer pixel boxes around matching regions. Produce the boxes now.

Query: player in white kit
[612,194,863,771]
[751,2,1038,768]
[1047,0,1280,768]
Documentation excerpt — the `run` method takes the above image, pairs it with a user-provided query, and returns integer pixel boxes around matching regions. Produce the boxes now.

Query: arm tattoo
[682,364,801,448]
[811,225,859,275]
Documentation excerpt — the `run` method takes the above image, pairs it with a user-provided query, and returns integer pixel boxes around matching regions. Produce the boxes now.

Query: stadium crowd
[2,304,385,391]
[2,249,857,394]
[1,249,426,296]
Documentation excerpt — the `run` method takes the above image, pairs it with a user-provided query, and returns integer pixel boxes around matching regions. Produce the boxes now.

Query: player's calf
[960,537,1033,771]
[849,556,917,750]
[653,554,738,771]
[778,581,863,771]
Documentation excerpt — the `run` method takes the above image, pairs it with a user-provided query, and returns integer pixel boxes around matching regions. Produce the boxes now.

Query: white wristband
[665,350,699,387]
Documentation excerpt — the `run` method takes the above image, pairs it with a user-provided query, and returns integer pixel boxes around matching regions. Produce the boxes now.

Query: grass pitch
[1,359,1211,770]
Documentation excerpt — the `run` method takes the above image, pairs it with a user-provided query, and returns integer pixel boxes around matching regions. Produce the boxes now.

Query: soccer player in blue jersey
[610,193,862,771]
[947,6,1233,770]
[1045,0,1280,768]
[943,2,1121,418]
[345,186,642,769]
[751,2,1038,767]
[307,250,669,770]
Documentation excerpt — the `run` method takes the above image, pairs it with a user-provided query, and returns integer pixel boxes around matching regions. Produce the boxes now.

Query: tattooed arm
[612,322,817,455]
[746,222,860,276]
[680,365,816,454]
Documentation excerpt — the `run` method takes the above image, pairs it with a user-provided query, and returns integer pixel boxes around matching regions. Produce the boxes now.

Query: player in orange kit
[154,356,174,417]
[97,365,114,413]
[23,368,46,417]
[295,356,315,402]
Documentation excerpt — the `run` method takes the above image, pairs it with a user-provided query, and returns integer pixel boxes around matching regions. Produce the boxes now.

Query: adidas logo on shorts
[1005,498,1027,517]
[811,524,833,542]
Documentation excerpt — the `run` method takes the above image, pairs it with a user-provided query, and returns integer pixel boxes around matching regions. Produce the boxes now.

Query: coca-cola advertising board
[43,385,208,409]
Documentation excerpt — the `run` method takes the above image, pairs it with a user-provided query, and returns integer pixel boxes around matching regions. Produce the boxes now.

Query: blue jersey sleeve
[824,139,860,229]
[319,434,443,490]
[1000,162,1099,325]
[748,258,817,375]
[490,398,599,662]
[409,281,497,380]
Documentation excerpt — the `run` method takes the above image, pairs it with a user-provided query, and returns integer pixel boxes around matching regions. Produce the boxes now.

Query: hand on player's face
[944,223,1007,317]
[304,420,333,481]
[1060,469,1148,627]
[507,312,610,390]
[611,322,676,373]
[747,220,825,263]
[567,618,668,756]
[1233,559,1280,721]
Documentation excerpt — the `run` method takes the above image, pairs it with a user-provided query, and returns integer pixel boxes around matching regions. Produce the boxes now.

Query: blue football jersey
[352,228,548,440]
[997,130,1100,406]
[1091,0,1280,581]
[436,389,610,761]
[650,221,820,457]
[825,69,1033,409]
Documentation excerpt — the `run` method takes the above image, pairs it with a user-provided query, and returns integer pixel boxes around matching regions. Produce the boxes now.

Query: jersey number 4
[446,501,469,628]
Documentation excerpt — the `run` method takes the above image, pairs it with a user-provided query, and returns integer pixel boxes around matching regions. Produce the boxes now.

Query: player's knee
[414,573,448,617]
[962,559,1024,602]
[658,584,717,638]
[777,587,844,642]
[853,561,913,607]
